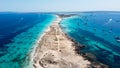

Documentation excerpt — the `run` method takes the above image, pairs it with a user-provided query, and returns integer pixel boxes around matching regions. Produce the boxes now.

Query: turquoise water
[0,12,56,68]
[60,12,120,68]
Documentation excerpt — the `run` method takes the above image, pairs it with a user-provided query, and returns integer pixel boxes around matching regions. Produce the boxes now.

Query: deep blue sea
[0,12,120,68]
[0,12,56,68]
[60,12,120,68]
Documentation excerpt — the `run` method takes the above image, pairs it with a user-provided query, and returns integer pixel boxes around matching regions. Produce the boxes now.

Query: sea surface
[60,12,120,68]
[0,12,120,68]
[0,12,56,68]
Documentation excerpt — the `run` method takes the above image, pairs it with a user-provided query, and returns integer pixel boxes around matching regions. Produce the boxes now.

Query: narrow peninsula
[31,15,107,68]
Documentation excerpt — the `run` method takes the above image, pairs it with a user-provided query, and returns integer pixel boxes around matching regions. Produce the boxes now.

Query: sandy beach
[30,15,107,68]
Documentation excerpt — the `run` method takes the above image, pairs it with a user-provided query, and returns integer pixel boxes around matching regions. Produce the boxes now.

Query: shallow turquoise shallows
[60,12,120,68]
[0,13,56,68]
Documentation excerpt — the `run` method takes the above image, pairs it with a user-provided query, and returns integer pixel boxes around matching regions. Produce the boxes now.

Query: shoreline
[59,24,108,68]
[27,22,53,68]
[58,15,108,68]
[30,15,107,68]
[25,17,55,68]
